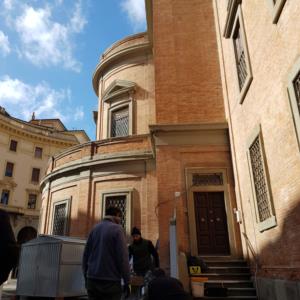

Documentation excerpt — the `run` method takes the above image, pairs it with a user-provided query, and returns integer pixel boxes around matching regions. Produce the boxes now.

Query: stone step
[196,272,252,281]
[205,280,254,289]
[205,260,248,267]
[205,266,250,274]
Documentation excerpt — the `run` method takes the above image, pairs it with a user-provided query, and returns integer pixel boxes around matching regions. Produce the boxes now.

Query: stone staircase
[194,257,257,300]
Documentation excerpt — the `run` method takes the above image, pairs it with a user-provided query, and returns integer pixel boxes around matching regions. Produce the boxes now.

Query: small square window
[5,162,14,177]
[31,168,40,183]
[1,190,10,205]
[28,194,37,209]
[10,140,18,152]
[34,147,43,159]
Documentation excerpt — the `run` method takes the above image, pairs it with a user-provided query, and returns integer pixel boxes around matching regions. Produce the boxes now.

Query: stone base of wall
[255,277,300,300]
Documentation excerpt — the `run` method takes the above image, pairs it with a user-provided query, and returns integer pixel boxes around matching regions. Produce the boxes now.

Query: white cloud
[74,107,84,121]
[121,0,146,31]
[0,76,84,123]
[70,1,87,33]
[0,31,10,56]
[15,5,84,72]
[1,1,87,72]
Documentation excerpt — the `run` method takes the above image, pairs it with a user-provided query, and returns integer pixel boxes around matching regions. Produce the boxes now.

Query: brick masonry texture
[215,0,300,281]
[152,0,225,124]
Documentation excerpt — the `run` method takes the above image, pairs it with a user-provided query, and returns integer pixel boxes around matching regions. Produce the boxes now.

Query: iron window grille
[10,140,18,152]
[249,136,272,222]
[1,190,10,205]
[28,194,37,209]
[111,106,129,137]
[52,203,67,235]
[5,162,14,177]
[105,195,127,229]
[233,22,248,91]
[31,168,40,183]
[192,173,223,186]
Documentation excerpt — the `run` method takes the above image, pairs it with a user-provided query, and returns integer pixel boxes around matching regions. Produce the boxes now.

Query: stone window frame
[9,138,18,152]
[31,167,41,184]
[103,80,135,139]
[4,161,14,178]
[101,188,133,236]
[247,125,276,232]
[34,146,43,159]
[108,101,133,138]
[287,57,300,150]
[267,0,287,24]
[231,5,253,104]
[51,198,72,236]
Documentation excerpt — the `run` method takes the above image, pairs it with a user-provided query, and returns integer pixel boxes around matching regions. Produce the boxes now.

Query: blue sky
[0,0,147,139]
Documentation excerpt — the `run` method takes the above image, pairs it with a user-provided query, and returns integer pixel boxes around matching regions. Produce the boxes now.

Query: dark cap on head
[131,226,141,236]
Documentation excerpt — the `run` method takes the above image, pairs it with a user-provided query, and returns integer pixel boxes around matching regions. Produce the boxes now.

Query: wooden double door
[194,192,230,255]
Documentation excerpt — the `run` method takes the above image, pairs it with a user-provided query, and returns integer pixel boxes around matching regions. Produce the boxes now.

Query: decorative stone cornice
[92,33,151,96]
[0,114,78,146]
[102,79,136,102]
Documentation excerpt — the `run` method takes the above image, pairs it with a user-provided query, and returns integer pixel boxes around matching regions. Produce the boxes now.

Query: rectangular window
[28,194,37,209]
[10,140,18,152]
[31,168,40,183]
[287,59,300,150]
[233,22,247,91]
[34,147,43,159]
[111,106,129,137]
[5,162,14,177]
[248,131,276,232]
[105,195,127,229]
[1,190,10,205]
[229,6,253,104]
[102,191,132,235]
[52,202,67,235]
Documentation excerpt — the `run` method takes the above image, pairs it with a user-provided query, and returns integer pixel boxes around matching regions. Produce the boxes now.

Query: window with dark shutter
[10,140,18,152]
[5,162,14,177]
[31,168,40,183]
[1,190,10,205]
[111,106,129,137]
[35,147,43,158]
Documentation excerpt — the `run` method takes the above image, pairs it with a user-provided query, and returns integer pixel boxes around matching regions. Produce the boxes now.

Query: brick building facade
[40,0,300,299]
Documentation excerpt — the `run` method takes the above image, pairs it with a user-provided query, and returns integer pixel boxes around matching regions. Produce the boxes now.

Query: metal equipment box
[17,235,86,298]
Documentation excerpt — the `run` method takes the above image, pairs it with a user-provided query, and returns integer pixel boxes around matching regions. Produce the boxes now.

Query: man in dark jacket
[0,209,18,286]
[129,227,159,276]
[82,206,130,300]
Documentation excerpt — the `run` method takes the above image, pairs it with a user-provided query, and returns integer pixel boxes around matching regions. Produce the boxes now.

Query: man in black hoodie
[129,227,159,276]
[0,209,18,286]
